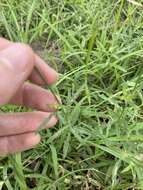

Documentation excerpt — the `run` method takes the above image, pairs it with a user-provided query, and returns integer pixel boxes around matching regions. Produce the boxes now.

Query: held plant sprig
[34,65,60,104]
[34,65,61,132]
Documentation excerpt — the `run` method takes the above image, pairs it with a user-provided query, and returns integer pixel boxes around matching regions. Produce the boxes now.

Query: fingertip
[47,115,58,128]
[34,134,41,145]
[22,83,61,112]
[25,133,41,148]
[35,55,59,85]
[35,111,58,129]
[47,69,59,85]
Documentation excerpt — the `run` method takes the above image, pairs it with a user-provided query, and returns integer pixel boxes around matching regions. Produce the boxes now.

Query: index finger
[29,55,59,85]
[0,38,59,86]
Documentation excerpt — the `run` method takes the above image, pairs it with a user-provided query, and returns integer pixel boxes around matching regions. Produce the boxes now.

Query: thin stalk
[85,30,96,105]
[34,65,60,104]
[34,65,60,132]
[9,153,28,190]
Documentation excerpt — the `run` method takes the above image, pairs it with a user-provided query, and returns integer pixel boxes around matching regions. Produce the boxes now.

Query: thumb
[0,43,35,105]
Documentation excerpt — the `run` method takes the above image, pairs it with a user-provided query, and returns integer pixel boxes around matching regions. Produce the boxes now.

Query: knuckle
[13,43,35,70]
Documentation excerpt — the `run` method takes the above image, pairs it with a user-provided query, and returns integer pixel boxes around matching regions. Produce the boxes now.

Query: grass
[0,0,143,189]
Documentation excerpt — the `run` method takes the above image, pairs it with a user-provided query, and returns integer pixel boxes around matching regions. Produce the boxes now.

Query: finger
[10,82,60,112]
[0,133,40,155]
[0,43,34,105]
[0,38,59,86]
[29,55,59,85]
[0,111,57,137]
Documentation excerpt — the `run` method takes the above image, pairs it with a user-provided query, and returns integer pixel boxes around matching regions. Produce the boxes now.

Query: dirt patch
[31,40,63,72]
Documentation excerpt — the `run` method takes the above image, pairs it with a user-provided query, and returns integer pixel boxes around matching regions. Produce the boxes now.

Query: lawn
[0,0,143,189]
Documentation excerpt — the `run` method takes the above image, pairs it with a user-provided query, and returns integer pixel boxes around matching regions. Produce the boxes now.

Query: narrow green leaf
[50,145,58,178]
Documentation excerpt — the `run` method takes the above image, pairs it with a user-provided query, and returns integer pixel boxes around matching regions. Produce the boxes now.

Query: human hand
[0,38,59,155]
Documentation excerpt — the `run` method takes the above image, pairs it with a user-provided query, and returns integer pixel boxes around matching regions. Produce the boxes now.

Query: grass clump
[0,0,143,189]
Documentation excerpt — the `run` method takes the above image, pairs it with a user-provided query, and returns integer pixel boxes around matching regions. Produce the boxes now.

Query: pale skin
[0,38,59,155]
